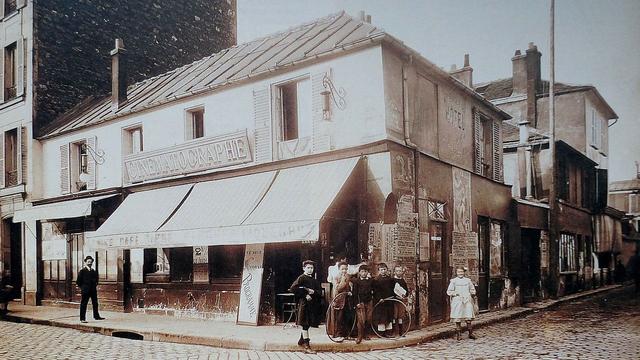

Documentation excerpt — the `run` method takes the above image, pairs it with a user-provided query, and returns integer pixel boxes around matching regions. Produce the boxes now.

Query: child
[446,267,477,340]
[350,264,373,344]
[328,261,350,342]
[289,260,322,353]
[372,262,395,337]
[392,265,409,337]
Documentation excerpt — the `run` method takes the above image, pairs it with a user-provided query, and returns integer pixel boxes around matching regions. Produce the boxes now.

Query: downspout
[402,55,421,326]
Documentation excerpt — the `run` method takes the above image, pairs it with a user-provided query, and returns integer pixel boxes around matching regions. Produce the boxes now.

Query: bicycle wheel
[325,292,356,343]
[370,297,412,339]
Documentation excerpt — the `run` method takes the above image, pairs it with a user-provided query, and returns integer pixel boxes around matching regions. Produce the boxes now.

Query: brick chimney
[111,38,127,111]
[450,54,473,88]
[512,42,542,126]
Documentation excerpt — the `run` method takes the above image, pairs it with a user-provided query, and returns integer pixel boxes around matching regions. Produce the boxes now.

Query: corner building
[16,12,515,327]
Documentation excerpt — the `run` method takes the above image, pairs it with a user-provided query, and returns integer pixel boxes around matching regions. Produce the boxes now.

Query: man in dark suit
[76,256,105,323]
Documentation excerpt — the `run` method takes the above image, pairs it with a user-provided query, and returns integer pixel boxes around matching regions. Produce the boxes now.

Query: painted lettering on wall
[123,130,252,184]
[444,94,465,131]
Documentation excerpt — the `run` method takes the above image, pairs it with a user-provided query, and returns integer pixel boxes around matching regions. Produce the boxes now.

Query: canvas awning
[86,157,360,250]
[13,194,119,223]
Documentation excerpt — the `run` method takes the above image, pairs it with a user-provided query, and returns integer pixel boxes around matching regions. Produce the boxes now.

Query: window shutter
[86,136,97,190]
[60,144,70,194]
[0,1,4,19]
[17,0,27,9]
[473,109,482,175]
[184,113,194,141]
[16,37,25,98]
[0,40,4,103]
[0,133,4,188]
[17,126,27,184]
[311,69,331,153]
[492,120,503,182]
[253,87,272,163]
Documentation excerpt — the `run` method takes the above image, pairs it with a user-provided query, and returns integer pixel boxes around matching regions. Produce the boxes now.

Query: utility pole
[547,0,559,298]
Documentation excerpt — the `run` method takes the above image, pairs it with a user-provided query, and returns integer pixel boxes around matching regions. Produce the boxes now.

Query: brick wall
[32,0,237,136]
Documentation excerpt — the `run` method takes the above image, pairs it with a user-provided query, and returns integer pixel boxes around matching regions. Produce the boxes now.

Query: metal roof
[41,11,508,139]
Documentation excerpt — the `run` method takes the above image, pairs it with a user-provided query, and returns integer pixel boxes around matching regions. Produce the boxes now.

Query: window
[208,245,244,280]
[96,249,118,282]
[169,247,193,282]
[186,108,204,140]
[4,128,17,186]
[4,42,16,101]
[278,78,311,141]
[630,193,640,214]
[559,233,577,272]
[4,1,17,16]
[473,111,501,181]
[71,140,88,192]
[123,126,143,155]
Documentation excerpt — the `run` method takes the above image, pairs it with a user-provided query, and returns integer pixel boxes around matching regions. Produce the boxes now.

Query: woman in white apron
[446,267,478,340]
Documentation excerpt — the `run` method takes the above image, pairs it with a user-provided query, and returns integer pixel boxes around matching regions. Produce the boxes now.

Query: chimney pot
[111,38,127,111]
[365,14,371,23]
[358,10,365,21]
[515,49,522,56]
[463,54,470,67]
[528,42,536,50]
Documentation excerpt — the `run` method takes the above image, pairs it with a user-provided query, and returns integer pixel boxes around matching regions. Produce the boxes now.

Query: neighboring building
[15,12,515,327]
[609,166,640,265]
[0,0,236,305]
[475,43,618,300]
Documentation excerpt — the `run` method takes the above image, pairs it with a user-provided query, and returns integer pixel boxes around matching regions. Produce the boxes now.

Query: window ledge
[2,10,19,22]
[0,95,25,111]
[0,183,25,197]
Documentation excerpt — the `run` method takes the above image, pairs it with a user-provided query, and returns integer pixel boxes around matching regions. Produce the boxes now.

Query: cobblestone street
[1,287,639,359]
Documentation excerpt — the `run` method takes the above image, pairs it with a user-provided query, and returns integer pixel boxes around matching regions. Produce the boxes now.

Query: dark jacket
[373,274,395,301]
[289,274,322,327]
[76,267,99,294]
[351,277,373,304]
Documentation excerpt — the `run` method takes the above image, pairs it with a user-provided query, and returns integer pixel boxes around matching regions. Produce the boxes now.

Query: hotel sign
[123,130,252,184]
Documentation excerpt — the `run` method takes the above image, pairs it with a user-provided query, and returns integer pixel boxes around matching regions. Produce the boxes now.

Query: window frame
[123,124,144,155]
[275,76,312,143]
[70,140,88,192]
[185,106,205,141]
[4,41,17,101]
[559,233,578,273]
[208,245,245,282]
[3,128,17,187]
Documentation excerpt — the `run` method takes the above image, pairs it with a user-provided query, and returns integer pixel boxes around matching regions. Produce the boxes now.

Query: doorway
[4,219,23,299]
[477,217,490,311]
[69,233,85,302]
[521,228,541,302]
[428,221,446,323]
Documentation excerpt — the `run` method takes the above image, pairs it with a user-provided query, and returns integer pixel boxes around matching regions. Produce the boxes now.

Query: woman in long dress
[446,267,477,340]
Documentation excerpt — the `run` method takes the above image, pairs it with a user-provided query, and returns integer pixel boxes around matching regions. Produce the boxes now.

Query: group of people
[288,259,480,353]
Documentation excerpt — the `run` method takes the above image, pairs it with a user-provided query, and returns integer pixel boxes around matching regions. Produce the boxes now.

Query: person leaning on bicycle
[372,263,396,337]
[350,264,373,344]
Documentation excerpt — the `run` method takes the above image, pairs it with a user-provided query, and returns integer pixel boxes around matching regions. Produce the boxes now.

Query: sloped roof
[474,78,591,100]
[41,11,509,139]
[41,12,385,138]
[610,179,640,192]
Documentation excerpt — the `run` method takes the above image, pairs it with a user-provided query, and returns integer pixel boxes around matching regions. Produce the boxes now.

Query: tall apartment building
[0,0,236,305]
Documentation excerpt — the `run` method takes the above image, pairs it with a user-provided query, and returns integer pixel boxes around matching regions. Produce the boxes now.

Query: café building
[14,12,514,326]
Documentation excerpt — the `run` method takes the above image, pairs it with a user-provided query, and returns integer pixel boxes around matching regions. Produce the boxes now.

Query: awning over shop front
[13,194,119,223]
[86,157,360,250]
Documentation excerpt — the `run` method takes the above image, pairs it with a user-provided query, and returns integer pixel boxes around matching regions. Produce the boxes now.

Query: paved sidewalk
[1,284,621,352]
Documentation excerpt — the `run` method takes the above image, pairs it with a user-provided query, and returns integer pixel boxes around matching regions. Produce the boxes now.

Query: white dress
[446,276,476,321]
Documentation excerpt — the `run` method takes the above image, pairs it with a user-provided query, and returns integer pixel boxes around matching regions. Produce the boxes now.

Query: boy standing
[350,264,373,344]
[392,265,409,336]
[372,263,395,337]
[328,261,351,342]
[289,260,322,353]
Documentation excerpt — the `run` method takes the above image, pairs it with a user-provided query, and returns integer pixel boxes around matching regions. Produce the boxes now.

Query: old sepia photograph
[0,0,638,359]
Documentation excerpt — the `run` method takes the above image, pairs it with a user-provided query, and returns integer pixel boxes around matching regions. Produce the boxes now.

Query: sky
[237,0,640,182]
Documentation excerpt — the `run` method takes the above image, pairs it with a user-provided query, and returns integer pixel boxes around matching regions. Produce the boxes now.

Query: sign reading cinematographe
[123,130,252,184]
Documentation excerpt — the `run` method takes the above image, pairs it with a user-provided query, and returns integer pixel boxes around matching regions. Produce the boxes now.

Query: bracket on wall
[321,74,346,119]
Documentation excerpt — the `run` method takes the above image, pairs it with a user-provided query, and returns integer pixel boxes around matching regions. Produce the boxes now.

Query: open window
[278,78,311,141]
[3,128,17,187]
[4,42,16,101]
[185,107,205,140]
[123,126,143,155]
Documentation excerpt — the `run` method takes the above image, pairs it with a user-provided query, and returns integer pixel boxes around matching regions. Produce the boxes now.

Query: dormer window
[186,107,204,140]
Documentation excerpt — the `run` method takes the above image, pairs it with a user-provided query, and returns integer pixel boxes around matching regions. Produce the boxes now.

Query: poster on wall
[237,243,265,325]
[451,231,479,283]
[41,222,67,260]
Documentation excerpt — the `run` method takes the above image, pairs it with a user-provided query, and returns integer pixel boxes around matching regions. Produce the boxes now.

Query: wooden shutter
[60,144,70,194]
[253,87,272,163]
[86,136,97,190]
[16,37,24,97]
[311,69,331,153]
[17,126,27,184]
[184,112,194,141]
[0,133,4,188]
[473,109,482,175]
[492,120,503,182]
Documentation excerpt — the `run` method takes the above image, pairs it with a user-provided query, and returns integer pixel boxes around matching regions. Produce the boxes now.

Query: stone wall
[32,0,237,136]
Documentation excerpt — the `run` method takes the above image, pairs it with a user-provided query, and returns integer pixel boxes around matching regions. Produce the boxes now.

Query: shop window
[43,259,66,281]
[3,128,17,186]
[4,42,16,100]
[123,126,143,155]
[96,249,118,282]
[185,108,204,140]
[170,247,193,282]
[209,245,244,280]
[489,221,504,277]
[559,233,577,272]
[278,78,311,141]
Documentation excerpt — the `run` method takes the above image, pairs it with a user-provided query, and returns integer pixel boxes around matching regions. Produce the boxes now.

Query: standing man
[76,256,105,323]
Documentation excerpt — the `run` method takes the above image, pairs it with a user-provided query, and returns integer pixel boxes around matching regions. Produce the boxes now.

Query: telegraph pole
[547,0,559,298]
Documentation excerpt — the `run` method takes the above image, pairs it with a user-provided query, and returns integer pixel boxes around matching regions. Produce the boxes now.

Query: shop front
[85,156,368,325]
